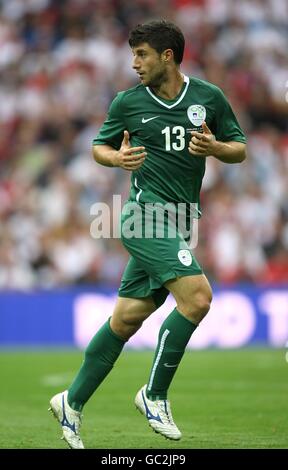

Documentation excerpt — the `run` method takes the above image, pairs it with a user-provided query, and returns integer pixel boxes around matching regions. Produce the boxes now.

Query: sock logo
[164,363,179,368]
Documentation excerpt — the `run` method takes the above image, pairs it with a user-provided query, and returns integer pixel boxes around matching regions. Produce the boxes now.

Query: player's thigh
[165,273,212,321]
[111,295,156,330]
[118,255,169,311]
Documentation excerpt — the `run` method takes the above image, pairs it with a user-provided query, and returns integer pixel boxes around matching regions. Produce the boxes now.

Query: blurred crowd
[0,0,287,289]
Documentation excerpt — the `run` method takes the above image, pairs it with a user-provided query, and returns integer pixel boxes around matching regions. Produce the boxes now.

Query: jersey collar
[145,74,189,109]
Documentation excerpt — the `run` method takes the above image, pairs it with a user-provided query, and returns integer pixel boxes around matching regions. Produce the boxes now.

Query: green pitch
[0,349,286,449]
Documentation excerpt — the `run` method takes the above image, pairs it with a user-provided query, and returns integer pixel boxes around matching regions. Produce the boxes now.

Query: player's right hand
[114,130,146,170]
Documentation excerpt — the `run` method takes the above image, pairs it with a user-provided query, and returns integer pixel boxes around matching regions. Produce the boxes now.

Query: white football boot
[135,384,182,440]
[49,390,84,449]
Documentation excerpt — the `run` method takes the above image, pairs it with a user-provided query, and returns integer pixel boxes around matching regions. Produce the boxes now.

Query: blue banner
[0,285,287,348]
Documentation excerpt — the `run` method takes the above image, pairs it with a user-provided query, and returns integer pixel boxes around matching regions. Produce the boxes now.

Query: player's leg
[49,256,160,449]
[135,273,212,441]
[67,295,156,410]
[49,295,156,449]
[146,273,212,401]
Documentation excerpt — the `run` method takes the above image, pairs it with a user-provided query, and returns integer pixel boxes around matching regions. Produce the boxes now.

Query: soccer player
[49,20,246,449]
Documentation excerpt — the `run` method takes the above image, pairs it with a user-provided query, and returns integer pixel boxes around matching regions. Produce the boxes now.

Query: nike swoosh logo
[164,363,179,368]
[142,116,159,124]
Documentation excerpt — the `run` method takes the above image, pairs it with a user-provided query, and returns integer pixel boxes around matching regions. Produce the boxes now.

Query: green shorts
[118,201,203,308]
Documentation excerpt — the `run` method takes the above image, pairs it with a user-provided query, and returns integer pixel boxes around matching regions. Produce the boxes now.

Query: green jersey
[93,75,246,214]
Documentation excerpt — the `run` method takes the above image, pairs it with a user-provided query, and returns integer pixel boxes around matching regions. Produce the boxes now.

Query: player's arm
[188,122,246,163]
[93,130,146,171]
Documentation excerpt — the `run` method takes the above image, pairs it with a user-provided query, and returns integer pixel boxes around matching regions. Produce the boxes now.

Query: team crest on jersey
[177,249,192,266]
[187,105,206,127]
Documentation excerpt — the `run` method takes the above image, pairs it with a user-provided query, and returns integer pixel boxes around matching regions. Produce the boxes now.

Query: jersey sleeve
[213,88,246,143]
[93,92,126,149]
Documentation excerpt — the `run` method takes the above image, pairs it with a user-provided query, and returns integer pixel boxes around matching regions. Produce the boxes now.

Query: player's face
[132,43,168,87]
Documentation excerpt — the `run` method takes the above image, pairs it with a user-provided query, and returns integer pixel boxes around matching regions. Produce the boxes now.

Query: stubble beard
[146,66,168,89]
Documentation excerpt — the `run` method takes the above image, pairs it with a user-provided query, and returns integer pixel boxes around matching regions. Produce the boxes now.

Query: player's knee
[120,311,143,328]
[178,289,212,324]
[110,311,143,340]
[194,291,212,317]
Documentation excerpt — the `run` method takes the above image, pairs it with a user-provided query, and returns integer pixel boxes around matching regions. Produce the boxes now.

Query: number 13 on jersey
[161,126,186,151]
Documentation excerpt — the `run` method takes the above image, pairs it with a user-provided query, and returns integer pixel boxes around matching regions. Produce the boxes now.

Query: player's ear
[162,49,173,62]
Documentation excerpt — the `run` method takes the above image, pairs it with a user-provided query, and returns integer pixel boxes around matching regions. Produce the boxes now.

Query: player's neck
[150,71,184,101]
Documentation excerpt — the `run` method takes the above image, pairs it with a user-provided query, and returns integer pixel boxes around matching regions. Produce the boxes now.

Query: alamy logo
[90,195,199,250]
[187,105,206,127]
[142,116,159,123]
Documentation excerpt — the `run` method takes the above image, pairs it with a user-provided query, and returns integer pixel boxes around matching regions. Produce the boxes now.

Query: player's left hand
[188,122,216,156]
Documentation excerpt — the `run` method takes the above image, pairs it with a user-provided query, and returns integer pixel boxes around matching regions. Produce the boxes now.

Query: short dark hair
[129,20,185,65]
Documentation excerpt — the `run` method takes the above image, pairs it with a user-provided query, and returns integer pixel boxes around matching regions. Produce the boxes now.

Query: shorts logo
[187,105,206,127]
[178,249,192,266]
